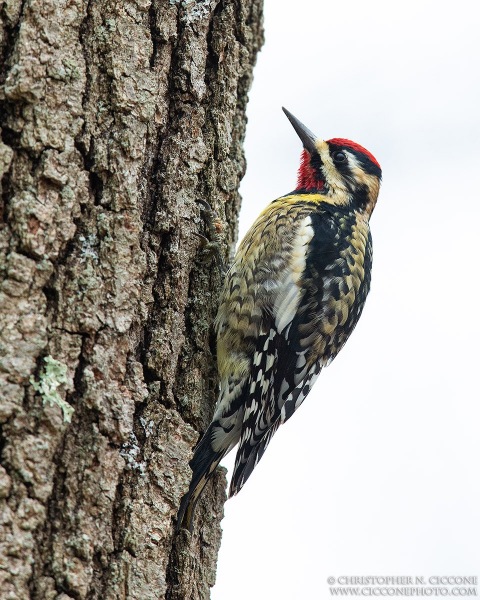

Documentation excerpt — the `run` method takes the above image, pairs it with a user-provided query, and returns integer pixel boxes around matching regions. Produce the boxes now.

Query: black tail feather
[175,424,225,532]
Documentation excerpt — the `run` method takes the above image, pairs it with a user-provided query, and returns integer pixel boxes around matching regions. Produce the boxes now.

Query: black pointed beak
[282,107,318,155]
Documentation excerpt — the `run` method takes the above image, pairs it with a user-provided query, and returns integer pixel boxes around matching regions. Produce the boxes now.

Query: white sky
[213,1,480,598]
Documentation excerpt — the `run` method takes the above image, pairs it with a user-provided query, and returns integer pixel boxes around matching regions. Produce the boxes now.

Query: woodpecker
[177,108,382,531]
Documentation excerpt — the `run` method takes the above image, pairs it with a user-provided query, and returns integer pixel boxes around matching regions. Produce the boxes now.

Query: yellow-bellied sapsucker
[177,108,382,531]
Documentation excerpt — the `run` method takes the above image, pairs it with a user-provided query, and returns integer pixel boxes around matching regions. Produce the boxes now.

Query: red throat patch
[327,138,381,170]
[296,149,325,191]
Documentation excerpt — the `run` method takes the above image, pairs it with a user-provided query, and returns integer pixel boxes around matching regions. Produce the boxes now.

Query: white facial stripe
[314,141,349,193]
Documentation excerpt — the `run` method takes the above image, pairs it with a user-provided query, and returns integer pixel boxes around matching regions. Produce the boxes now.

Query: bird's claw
[196,199,227,275]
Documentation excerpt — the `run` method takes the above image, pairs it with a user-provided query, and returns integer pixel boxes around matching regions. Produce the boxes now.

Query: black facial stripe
[327,145,353,179]
[328,144,382,178]
[309,151,324,179]
[354,184,370,210]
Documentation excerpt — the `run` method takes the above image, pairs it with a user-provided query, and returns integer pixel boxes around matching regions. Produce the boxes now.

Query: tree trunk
[0,1,263,598]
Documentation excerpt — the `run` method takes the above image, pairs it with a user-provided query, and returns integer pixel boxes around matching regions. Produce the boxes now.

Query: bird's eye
[332,151,347,163]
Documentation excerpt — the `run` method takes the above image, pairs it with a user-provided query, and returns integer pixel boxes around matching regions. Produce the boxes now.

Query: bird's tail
[176,423,226,532]
[229,418,281,497]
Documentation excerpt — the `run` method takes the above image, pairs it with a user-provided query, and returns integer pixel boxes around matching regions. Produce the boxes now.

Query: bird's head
[283,107,382,216]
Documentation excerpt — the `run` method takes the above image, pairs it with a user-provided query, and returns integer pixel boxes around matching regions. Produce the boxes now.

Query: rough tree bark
[0,1,263,598]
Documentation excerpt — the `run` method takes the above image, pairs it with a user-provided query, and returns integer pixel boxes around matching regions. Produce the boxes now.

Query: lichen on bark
[0,0,263,598]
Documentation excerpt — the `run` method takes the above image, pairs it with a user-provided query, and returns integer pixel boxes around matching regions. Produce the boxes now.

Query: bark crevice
[0,0,263,598]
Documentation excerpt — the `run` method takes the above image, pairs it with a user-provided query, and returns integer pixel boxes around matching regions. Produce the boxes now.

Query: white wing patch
[273,216,313,334]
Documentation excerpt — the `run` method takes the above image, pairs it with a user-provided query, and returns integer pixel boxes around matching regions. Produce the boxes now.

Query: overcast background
[212,1,480,598]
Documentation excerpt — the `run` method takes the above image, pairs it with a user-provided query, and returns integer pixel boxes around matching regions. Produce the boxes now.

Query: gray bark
[0,1,263,598]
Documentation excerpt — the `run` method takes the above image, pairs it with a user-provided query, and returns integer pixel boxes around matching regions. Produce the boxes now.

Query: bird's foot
[195,199,226,274]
